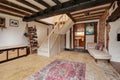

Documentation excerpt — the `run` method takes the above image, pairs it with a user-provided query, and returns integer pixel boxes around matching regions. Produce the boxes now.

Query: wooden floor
[111,61,120,74]
[0,51,120,80]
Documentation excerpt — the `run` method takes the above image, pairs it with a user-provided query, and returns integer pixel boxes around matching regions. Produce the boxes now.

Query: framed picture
[86,23,94,35]
[10,19,19,27]
[0,17,5,28]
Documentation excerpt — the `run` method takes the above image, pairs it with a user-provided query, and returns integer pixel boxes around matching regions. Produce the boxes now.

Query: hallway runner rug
[27,59,86,80]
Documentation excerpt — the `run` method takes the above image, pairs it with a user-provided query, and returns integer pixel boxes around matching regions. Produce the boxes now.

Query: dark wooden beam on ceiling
[0,10,23,18]
[34,0,50,8]
[66,13,76,22]
[0,0,35,13]
[107,5,120,22]
[0,4,30,16]
[34,20,54,26]
[75,16,100,22]
[70,0,75,2]
[74,14,102,19]
[118,0,120,6]
[16,0,41,10]
[73,12,104,18]
[23,0,112,22]
[52,0,61,5]
[71,6,108,15]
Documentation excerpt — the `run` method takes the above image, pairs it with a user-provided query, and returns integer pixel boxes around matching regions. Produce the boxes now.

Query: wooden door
[73,23,85,49]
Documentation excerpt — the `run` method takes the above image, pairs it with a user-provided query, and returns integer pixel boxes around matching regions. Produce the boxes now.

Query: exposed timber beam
[52,0,61,5]
[66,13,76,22]
[75,17,100,22]
[75,16,100,22]
[23,0,112,22]
[34,0,51,8]
[73,12,104,18]
[16,0,41,11]
[34,20,54,26]
[0,0,35,13]
[74,15,102,20]
[0,4,30,16]
[71,7,108,15]
[0,10,23,18]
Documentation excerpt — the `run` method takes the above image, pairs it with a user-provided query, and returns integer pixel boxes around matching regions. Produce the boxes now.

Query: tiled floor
[0,51,120,80]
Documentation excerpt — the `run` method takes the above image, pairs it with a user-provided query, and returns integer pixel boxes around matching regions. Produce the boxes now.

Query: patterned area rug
[27,59,86,80]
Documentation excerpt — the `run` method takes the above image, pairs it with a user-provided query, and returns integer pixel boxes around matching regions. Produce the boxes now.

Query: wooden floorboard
[111,61,120,74]
[0,51,120,80]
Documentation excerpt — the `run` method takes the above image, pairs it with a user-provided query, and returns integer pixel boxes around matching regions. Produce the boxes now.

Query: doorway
[73,23,85,49]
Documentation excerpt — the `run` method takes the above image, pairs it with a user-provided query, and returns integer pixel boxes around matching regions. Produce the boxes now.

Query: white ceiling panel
[0,3,32,15]
[8,0,39,12]
[26,0,47,10]
[43,0,56,6]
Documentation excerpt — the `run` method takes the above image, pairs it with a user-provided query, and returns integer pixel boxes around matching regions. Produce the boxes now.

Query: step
[38,50,49,57]
[39,46,48,51]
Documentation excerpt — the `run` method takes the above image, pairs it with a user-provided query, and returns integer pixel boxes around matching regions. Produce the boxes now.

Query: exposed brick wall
[99,10,109,43]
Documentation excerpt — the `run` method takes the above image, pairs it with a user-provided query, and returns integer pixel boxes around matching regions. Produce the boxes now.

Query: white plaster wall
[108,1,120,62]
[28,22,49,46]
[66,30,70,49]
[0,13,27,47]
[86,35,94,49]
[109,18,120,62]
[71,27,74,49]
[0,13,49,47]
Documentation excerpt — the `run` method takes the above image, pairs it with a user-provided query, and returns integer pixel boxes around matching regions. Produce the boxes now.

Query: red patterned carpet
[27,59,86,80]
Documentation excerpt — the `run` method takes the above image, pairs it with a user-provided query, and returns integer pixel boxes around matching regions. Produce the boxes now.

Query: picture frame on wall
[10,19,19,27]
[0,17,5,28]
[86,23,94,35]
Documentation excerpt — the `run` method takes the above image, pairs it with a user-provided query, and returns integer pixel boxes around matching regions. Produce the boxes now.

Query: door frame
[73,23,86,50]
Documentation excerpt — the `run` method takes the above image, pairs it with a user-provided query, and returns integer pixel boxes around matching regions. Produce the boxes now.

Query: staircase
[38,14,74,57]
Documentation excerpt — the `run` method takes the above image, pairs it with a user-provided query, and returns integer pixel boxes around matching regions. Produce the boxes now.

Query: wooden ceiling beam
[52,0,61,5]
[75,17,100,22]
[0,10,23,18]
[74,15,102,20]
[0,4,30,16]
[34,20,53,26]
[34,0,51,8]
[71,7,108,15]
[23,0,112,21]
[0,0,35,13]
[66,13,76,22]
[73,12,104,18]
[16,0,41,11]
[75,16,100,21]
